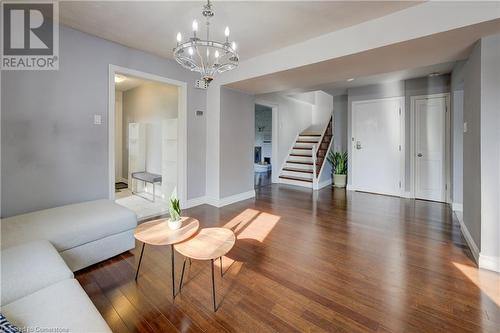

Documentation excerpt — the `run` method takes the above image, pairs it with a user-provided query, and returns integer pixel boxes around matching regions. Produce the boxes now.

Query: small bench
[131,171,162,202]
[1,199,137,272]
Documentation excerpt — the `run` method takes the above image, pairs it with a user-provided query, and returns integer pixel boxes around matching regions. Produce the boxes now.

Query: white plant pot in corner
[168,218,182,230]
[333,174,347,188]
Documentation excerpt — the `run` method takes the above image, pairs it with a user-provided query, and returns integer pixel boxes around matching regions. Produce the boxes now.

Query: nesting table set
[133,217,236,311]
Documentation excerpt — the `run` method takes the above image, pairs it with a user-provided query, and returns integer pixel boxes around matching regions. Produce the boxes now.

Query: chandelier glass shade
[173,0,239,84]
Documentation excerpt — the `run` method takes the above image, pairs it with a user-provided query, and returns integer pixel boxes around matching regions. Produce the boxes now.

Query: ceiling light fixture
[428,72,441,77]
[173,0,239,85]
[347,78,355,82]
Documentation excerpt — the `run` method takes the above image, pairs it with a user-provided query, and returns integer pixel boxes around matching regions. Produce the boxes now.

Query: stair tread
[293,146,312,150]
[296,140,319,143]
[290,153,312,157]
[279,175,313,183]
[287,160,313,165]
[299,133,321,137]
[283,168,313,174]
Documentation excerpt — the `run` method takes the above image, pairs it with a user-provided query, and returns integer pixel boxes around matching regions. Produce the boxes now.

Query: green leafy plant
[169,192,181,221]
[327,150,348,175]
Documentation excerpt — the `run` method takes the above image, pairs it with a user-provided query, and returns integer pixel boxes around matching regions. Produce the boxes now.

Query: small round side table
[174,227,236,311]
[134,216,199,299]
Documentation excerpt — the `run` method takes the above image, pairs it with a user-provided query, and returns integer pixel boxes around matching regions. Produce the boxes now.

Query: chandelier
[173,0,239,84]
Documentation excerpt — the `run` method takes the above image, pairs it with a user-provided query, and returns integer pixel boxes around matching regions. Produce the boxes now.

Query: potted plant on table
[327,150,348,188]
[168,191,182,230]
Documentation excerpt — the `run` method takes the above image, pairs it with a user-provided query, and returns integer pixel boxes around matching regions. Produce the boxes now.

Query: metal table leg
[135,243,145,281]
[179,257,187,291]
[211,259,217,312]
[219,256,223,277]
[171,244,175,299]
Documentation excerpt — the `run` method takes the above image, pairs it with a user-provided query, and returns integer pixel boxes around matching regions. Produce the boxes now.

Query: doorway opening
[109,66,187,220]
[254,104,273,188]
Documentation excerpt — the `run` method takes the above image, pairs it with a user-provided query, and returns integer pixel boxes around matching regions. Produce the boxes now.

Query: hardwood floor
[76,185,500,333]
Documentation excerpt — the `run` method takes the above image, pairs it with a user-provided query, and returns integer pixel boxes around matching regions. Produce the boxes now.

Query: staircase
[279,117,333,189]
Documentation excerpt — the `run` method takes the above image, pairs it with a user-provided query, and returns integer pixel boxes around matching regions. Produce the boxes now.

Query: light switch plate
[94,114,102,125]
[463,121,468,133]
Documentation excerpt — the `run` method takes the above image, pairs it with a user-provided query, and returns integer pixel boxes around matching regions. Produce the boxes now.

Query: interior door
[352,98,402,196]
[414,96,447,202]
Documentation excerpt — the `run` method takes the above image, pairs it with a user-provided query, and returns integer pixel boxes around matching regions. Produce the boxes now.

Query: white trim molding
[184,196,207,209]
[479,255,500,273]
[314,179,332,190]
[455,211,480,264]
[108,65,188,207]
[452,202,463,212]
[206,190,256,208]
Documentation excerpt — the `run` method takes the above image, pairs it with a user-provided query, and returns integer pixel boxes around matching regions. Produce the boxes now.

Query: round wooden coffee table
[134,216,199,299]
[174,227,236,311]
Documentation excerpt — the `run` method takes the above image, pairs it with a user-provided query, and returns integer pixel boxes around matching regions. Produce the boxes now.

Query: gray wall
[1,25,206,217]
[346,76,451,191]
[451,61,466,205]
[479,33,500,261]
[463,41,482,249]
[332,94,348,153]
[219,87,255,198]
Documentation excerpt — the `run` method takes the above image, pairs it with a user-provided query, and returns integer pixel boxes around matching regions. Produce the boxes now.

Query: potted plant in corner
[168,191,182,230]
[327,150,348,188]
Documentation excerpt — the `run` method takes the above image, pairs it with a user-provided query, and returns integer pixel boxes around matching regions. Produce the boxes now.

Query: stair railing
[312,144,317,188]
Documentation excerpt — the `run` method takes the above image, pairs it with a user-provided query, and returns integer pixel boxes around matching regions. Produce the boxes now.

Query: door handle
[356,141,362,150]
[417,153,423,157]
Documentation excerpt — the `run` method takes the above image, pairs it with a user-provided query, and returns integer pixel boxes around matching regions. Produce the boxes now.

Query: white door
[352,98,403,196]
[414,96,447,202]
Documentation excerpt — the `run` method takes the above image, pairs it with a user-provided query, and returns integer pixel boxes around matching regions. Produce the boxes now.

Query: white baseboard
[479,254,500,273]
[455,211,479,264]
[314,179,332,190]
[205,190,256,208]
[402,191,412,198]
[346,184,354,191]
[184,196,206,209]
[452,202,463,212]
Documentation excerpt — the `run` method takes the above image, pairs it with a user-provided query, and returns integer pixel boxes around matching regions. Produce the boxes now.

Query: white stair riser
[298,135,321,141]
[281,170,314,179]
[285,162,313,171]
[294,143,317,150]
[279,177,313,188]
[288,155,313,163]
[292,148,313,155]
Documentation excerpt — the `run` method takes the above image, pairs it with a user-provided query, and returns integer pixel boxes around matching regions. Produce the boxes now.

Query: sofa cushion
[1,200,137,252]
[1,279,111,333]
[1,240,73,306]
[0,313,21,333]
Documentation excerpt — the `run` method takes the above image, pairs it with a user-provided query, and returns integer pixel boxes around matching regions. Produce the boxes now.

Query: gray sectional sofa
[0,200,138,332]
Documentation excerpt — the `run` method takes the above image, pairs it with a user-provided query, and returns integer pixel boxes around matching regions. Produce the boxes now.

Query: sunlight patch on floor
[224,208,280,243]
[453,262,500,307]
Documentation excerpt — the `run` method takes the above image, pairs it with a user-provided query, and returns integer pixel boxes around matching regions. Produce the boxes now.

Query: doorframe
[409,93,451,203]
[351,96,405,197]
[108,65,188,206]
[254,99,279,183]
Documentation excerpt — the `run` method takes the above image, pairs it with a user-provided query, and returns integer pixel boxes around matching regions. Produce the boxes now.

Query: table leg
[179,257,187,292]
[152,182,155,202]
[135,243,145,281]
[171,244,175,299]
[211,259,217,312]
[219,257,223,277]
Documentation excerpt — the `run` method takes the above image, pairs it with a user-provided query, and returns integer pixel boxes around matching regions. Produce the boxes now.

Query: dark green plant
[169,192,181,221]
[327,150,348,175]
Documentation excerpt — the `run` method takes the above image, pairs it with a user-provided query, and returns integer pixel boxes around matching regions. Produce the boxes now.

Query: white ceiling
[228,19,500,94]
[59,1,420,60]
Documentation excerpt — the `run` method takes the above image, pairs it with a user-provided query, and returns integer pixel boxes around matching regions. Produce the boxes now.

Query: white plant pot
[333,174,347,188]
[168,218,182,230]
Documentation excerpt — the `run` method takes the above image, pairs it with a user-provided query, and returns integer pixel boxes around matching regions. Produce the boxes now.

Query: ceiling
[59,1,420,61]
[228,19,500,94]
